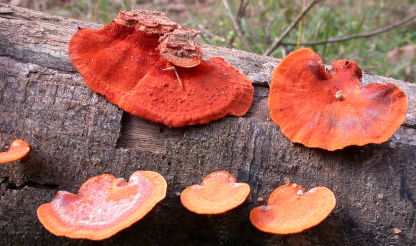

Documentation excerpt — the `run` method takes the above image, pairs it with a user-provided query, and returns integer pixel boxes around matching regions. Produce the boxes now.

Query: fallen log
[1,4,416,245]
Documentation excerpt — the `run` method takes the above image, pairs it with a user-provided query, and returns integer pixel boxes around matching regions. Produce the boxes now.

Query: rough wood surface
[1,4,416,245]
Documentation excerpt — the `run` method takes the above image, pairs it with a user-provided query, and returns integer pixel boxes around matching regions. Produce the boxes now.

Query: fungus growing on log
[0,139,30,163]
[37,171,167,240]
[250,183,336,234]
[180,171,250,214]
[268,48,408,151]
[69,10,254,127]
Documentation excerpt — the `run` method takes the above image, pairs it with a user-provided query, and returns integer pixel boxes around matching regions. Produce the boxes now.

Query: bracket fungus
[69,10,254,127]
[37,171,167,240]
[0,139,30,163]
[180,171,250,214]
[268,48,408,151]
[250,183,336,234]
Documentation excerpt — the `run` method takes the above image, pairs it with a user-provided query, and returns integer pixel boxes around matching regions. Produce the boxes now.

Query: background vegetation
[3,0,416,82]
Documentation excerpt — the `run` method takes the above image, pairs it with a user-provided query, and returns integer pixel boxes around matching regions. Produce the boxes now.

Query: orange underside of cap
[37,171,167,240]
[69,17,253,127]
[180,171,250,214]
[250,184,336,234]
[268,48,408,151]
[0,139,30,163]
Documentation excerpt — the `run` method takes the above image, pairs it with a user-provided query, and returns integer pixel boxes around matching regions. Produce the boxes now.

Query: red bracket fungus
[0,139,30,163]
[37,171,167,240]
[180,171,250,214]
[268,48,408,151]
[250,183,336,234]
[69,10,254,127]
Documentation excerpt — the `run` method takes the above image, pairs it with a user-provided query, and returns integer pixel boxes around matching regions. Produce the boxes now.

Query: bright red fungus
[37,171,167,240]
[268,48,408,151]
[69,10,254,127]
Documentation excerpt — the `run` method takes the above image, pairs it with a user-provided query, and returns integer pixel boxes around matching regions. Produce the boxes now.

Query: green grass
[47,0,416,82]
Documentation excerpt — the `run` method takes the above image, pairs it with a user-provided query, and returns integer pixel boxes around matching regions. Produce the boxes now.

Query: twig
[163,66,184,90]
[281,12,416,46]
[263,0,321,56]
[197,24,227,43]
[296,17,304,50]
[222,0,253,52]
[296,0,308,49]
[226,0,249,48]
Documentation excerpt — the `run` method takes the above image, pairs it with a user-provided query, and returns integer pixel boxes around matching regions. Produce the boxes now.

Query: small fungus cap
[37,171,167,240]
[268,48,408,151]
[250,183,336,234]
[69,10,253,127]
[158,29,203,68]
[180,171,250,214]
[0,139,30,163]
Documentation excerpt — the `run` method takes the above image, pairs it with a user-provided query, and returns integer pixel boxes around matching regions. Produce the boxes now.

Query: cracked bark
[1,4,416,245]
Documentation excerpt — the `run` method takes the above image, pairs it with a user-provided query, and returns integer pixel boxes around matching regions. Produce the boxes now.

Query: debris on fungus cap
[250,183,336,234]
[180,171,250,214]
[37,171,167,240]
[0,139,30,163]
[69,10,254,127]
[114,10,180,34]
[268,48,408,151]
[158,28,203,68]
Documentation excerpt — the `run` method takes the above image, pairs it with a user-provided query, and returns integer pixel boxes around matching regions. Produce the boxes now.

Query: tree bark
[1,4,416,245]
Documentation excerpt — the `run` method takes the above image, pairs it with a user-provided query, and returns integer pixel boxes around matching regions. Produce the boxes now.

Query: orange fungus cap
[250,183,336,234]
[268,48,408,150]
[37,171,167,240]
[0,139,30,163]
[180,171,250,214]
